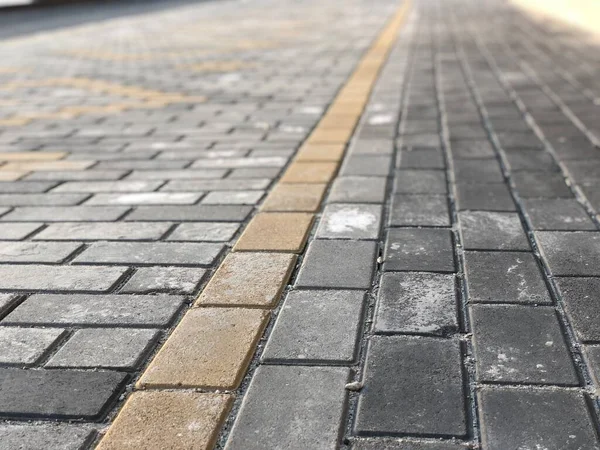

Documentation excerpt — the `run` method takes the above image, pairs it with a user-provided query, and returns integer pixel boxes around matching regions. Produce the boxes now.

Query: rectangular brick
[459,211,529,250]
[384,228,455,272]
[295,144,345,162]
[0,152,66,161]
[234,212,313,252]
[390,195,450,226]
[261,183,326,212]
[328,176,387,203]
[0,161,94,171]
[2,206,129,222]
[33,222,171,241]
[316,203,382,239]
[280,162,338,184]
[536,231,600,276]
[124,205,252,222]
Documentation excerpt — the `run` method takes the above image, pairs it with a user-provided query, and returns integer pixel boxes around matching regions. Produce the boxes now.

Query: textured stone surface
[459,211,529,250]
[537,231,600,276]
[394,170,447,194]
[121,267,207,294]
[316,203,382,239]
[352,439,467,450]
[225,365,350,450]
[0,424,96,450]
[34,222,171,241]
[555,277,600,342]
[166,222,240,242]
[0,327,65,365]
[261,183,326,212]
[234,212,313,252]
[0,265,127,291]
[523,198,595,230]
[390,195,450,227]
[280,162,337,183]
[328,177,387,203]
[384,228,455,272]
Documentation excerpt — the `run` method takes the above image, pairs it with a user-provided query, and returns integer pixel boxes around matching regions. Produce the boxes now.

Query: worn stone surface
[0,327,65,365]
[316,203,382,239]
[328,176,388,203]
[389,194,450,227]
[34,222,171,241]
[455,183,515,211]
[166,222,240,242]
[384,228,455,272]
[537,231,600,276]
[0,424,96,450]
[523,198,596,231]
[121,267,207,294]
[352,439,468,449]
[261,183,327,212]
[393,170,447,194]
[0,265,127,291]
[555,277,600,342]
[233,212,313,252]
[459,211,529,250]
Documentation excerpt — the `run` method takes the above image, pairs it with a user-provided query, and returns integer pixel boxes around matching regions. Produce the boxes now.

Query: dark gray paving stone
[46,328,159,369]
[261,290,365,363]
[397,149,445,169]
[120,267,207,294]
[0,265,127,292]
[352,438,468,449]
[537,231,600,276]
[0,424,96,450]
[124,205,252,222]
[454,160,504,183]
[328,177,387,203]
[504,149,558,172]
[401,134,441,147]
[316,204,382,240]
[374,272,457,336]
[555,277,600,342]
[394,170,447,194]
[384,228,455,272]
[451,140,495,159]
[456,183,515,211]
[465,252,551,304]
[225,365,350,450]
[523,198,595,231]
[478,388,600,450]
[459,211,529,250]
[355,336,466,437]
[0,368,127,419]
[295,240,377,289]
[3,294,183,326]
[73,242,223,266]
[390,195,450,227]
[512,172,572,198]
[1,206,129,222]
[584,345,600,385]
[470,305,578,385]
[340,155,393,177]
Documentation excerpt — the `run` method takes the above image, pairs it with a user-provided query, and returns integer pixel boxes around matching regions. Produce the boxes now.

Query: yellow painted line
[96,1,411,447]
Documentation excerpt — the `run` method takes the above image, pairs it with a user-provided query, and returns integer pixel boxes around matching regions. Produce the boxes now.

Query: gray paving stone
[584,345,600,385]
[46,328,159,369]
[191,156,287,169]
[555,277,600,342]
[402,134,441,147]
[384,228,455,272]
[166,222,240,242]
[3,294,183,326]
[0,182,57,194]
[451,139,495,159]
[0,194,88,207]
[126,169,227,180]
[262,290,365,363]
[24,171,127,181]
[470,305,578,384]
[0,294,18,318]
[225,365,350,450]
[456,183,515,211]
[124,205,252,221]
[374,272,457,336]
[228,167,281,179]
[454,160,504,183]
[340,155,393,177]
[161,178,271,191]
[505,149,558,172]
[0,223,43,240]
[1,206,129,222]
[478,388,600,450]
[201,190,264,205]
[295,240,377,289]
[0,327,65,365]
[394,170,447,194]
[355,336,466,437]
[51,180,163,193]
[523,198,595,230]
[0,424,96,450]
[465,252,551,304]
[349,140,394,155]
[0,242,81,263]
[74,241,223,266]
[352,438,468,449]
[316,204,382,240]
[537,231,600,276]
[120,267,207,294]
[397,148,445,169]
[513,172,572,198]
[459,211,529,250]
[390,195,450,227]
[328,177,387,203]
[0,368,127,419]
[33,222,171,241]
[86,192,202,205]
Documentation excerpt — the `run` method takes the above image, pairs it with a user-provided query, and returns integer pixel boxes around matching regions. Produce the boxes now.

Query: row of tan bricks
[96,2,411,448]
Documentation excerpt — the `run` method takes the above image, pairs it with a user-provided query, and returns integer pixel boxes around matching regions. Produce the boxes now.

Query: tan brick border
[96,1,412,448]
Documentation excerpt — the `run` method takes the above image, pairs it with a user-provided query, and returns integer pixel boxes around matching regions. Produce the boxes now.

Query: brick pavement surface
[0,0,600,448]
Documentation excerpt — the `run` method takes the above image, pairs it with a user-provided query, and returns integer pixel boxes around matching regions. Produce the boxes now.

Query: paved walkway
[0,0,600,449]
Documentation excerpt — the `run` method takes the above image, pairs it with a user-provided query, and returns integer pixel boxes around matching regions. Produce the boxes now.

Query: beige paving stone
[137,308,268,389]
[318,115,359,129]
[307,127,354,144]
[295,144,345,162]
[261,183,327,212]
[0,152,66,161]
[96,391,232,450]
[0,161,94,172]
[280,162,338,184]
[196,252,296,307]
[233,212,313,252]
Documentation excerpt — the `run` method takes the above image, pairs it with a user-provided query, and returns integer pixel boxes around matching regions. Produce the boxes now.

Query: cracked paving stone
[459,211,529,250]
[316,203,382,240]
[536,231,600,276]
[384,228,455,272]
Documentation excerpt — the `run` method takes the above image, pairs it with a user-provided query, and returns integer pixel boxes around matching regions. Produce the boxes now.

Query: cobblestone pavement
[0,0,600,448]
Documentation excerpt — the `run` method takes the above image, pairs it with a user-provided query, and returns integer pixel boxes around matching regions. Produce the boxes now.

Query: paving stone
[202,190,264,205]
[0,181,58,194]
[352,438,468,449]
[512,172,572,198]
[262,289,365,363]
[397,148,445,169]
[465,252,551,304]
[0,368,127,419]
[3,294,183,326]
[451,139,495,158]
[584,345,600,385]
[126,169,227,180]
[537,231,600,276]
[454,159,504,183]
[280,162,338,183]
[74,241,223,266]
[121,267,207,294]
[0,294,18,318]
[295,144,345,162]
[374,272,457,335]
[46,328,159,369]
[0,264,127,292]
[459,211,529,250]
[328,176,387,203]
[478,387,600,450]
[138,307,268,389]
[1,161,94,172]
[0,242,82,263]
[355,336,466,436]
[162,178,271,191]
[470,304,578,384]
[505,149,558,171]
[394,170,447,194]
[125,205,252,222]
[384,228,455,272]
[197,252,295,307]
[225,365,350,450]
[96,392,232,450]
[234,212,313,252]
[261,183,326,212]
[0,193,89,206]
[0,424,96,450]
[296,240,377,289]
[340,155,392,177]
[390,194,450,227]
[555,277,600,342]
[229,167,281,179]
[51,180,163,193]
[191,156,287,169]
[2,206,129,222]
[0,223,43,240]
[0,327,65,365]
[523,198,595,230]
[24,171,127,181]
[86,192,202,205]
[456,183,515,211]
[316,203,382,239]
[166,222,240,241]
[34,222,171,241]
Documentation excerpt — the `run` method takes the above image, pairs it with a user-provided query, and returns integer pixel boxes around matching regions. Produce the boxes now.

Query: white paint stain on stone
[325,207,376,233]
